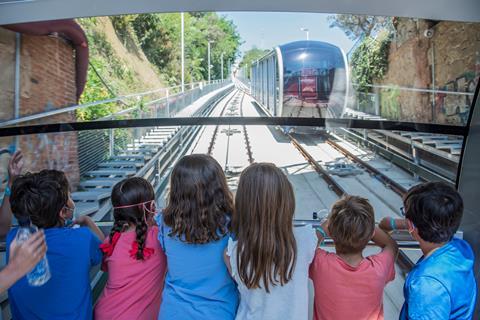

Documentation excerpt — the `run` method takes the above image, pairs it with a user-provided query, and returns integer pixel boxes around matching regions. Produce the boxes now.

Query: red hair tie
[100,232,121,257]
[129,241,155,260]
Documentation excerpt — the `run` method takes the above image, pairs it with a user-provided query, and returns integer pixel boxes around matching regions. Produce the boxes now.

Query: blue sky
[220,12,355,57]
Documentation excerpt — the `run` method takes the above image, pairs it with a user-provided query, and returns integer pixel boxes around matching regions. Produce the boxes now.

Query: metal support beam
[181,12,185,92]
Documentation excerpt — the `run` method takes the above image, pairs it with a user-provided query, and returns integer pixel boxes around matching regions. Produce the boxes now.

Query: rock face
[377,19,480,125]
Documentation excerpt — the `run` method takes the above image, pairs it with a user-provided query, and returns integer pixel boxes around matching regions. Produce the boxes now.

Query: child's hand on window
[8,151,24,182]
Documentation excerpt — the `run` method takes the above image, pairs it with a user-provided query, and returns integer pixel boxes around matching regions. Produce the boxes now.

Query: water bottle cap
[17,215,31,227]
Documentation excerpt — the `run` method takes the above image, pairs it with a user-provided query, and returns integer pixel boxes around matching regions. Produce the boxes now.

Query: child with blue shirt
[380,182,477,319]
[154,154,239,320]
[6,170,104,320]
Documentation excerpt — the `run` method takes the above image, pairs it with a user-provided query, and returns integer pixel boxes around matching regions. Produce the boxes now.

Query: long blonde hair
[232,163,297,292]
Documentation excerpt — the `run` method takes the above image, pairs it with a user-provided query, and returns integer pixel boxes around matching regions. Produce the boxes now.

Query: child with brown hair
[155,154,239,319]
[225,162,318,319]
[309,195,398,320]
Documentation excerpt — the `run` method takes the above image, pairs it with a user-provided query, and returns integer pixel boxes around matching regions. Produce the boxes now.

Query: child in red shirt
[309,195,398,320]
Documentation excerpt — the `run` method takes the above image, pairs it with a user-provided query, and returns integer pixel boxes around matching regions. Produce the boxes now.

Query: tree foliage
[350,31,392,92]
[239,47,269,79]
[131,12,241,84]
[77,13,242,121]
[327,14,391,40]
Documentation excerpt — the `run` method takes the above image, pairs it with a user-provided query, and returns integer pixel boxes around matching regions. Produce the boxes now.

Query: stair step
[75,202,100,216]
[80,179,122,188]
[111,155,145,161]
[72,190,111,202]
[84,170,135,178]
[98,161,143,168]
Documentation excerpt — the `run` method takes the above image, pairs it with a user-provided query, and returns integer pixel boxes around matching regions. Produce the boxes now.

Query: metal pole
[14,33,21,149]
[431,41,436,122]
[207,41,211,83]
[221,52,224,81]
[166,88,170,117]
[181,12,185,93]
[14,33,21,119]
[301,28,309,41]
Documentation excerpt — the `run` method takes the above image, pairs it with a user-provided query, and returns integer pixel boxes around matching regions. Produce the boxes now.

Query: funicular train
[250,40,348,118]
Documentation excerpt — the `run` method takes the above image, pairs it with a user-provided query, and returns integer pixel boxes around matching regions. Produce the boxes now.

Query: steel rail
[287,133,346,197]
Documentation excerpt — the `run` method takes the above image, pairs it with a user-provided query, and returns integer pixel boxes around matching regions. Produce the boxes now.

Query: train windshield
[0,8,479,318]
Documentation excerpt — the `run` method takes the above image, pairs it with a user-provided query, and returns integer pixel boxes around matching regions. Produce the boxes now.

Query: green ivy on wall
[350,31,392,93]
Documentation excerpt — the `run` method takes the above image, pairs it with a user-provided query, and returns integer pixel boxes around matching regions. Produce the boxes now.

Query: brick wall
[0,28,80,188]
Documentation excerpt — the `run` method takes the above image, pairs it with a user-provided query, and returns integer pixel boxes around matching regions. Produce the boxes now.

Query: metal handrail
[0,80,225,127]
[352,83,474,96]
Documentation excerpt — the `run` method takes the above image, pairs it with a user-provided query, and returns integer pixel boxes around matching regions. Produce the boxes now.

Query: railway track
[206,90,254,174]
[288,131,416,269]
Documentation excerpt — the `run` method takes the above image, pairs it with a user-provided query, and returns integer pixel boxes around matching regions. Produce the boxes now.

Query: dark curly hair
[404,182,463,243]
[10,170,69,228]
[110,177,155,260]
[164,154,234,244]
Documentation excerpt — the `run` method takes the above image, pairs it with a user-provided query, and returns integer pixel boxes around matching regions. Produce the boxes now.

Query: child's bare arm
[378,217,409,232]
[223,248,233,275]
[371,227,398,258]
[74,216,105,241]
[314,218,329,246]
[0,151,24,237]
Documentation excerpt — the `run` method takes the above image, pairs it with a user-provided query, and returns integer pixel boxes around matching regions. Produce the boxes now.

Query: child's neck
[420,240,447,257]
[337,251,364,267]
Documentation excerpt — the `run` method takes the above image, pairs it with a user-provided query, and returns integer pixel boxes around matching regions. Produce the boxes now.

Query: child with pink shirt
[94,177,167,320]
[309,195,398,320]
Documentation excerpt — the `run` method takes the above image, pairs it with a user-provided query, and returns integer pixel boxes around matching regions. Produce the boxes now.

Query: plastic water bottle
[15,216,51,286]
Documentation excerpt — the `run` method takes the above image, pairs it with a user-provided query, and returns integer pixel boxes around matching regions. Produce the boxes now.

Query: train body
[250,40,349,118]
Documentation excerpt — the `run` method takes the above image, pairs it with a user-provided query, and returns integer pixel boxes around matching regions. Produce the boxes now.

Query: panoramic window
[0,9,479,318]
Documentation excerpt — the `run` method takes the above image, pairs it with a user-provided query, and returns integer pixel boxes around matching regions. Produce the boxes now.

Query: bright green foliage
[77,17,140,120]
[350,31,392,93]
[380,87,401,120]
[239,47,269,79]
[76,13,241,121]
[132,12,241,85]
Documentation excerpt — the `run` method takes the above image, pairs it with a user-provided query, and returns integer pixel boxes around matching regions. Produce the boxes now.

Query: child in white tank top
[224,163,318,320]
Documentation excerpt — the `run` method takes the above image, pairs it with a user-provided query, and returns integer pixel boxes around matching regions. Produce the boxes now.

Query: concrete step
[75,202,100,216]
[84,170,136,178]
[98,161,143,168]
[72,190,111,202]
[80,178,122,188]
[111,155,145,161]
[152,127,178,132]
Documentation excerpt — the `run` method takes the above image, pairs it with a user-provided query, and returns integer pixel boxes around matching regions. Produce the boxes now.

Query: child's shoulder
[67,226,99,242]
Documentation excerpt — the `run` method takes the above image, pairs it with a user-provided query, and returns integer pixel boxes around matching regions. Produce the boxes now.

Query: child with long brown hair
[225,162,318,319]
[155,154,239,319]
[94,177,166,320]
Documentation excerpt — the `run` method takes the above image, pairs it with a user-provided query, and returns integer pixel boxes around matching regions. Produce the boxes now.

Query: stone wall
[377,19,480,125]
[0,27,80,188]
